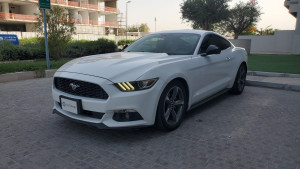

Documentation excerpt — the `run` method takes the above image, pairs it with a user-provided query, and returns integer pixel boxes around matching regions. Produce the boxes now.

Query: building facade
[0,0,119,35]
[285,0,300,54]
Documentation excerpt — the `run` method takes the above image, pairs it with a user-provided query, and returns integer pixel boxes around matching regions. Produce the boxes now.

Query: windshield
[124,33,201,55]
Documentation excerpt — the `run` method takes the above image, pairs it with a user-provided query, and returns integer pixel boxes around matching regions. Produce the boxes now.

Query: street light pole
[155,17,157,32]
[126,1,131,40]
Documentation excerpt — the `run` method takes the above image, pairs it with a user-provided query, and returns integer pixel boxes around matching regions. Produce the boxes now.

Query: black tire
[155,80,187,131]
[230,64,247,95]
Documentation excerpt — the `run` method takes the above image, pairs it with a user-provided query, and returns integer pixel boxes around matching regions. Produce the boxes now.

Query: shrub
[117,39,136,46]
[65,38,117,58]
[0,41,20,61]
[0,40,45,61]
[19,37,40,46]
[0,38,117,61]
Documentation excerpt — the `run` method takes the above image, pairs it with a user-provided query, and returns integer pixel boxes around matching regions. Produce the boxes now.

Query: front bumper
[52,71,161,128]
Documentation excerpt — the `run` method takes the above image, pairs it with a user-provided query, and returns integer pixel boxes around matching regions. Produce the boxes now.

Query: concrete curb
[0,69,57,83]
[246,80,300,92]
[247,71,300,78]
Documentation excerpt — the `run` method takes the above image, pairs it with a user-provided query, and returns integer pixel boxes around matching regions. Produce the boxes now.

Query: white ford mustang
[52,30,247,131]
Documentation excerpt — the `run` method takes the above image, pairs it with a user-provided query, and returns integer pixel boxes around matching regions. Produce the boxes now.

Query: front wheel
[230,64,247,95]
[155,81,187,131]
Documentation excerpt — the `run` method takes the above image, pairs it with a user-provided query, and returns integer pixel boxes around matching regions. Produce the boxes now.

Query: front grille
[54,77,109,99]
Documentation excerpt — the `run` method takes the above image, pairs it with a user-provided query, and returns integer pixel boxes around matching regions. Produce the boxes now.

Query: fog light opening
[113,109,143,122]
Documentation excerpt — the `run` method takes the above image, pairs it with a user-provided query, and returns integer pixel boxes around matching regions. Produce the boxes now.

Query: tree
[258,26,276,35]
[139,23,150,32]
[221,1,261,39]
[36,6,76,59]
[240,24,258,36]
[128,25,138,32]
[128,23,150,32]
[180,0,230,30]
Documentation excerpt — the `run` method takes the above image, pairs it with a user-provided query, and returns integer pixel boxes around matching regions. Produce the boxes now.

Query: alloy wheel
[163,86,185,125]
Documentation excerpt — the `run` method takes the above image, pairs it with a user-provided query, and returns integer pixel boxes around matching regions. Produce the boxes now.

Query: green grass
[0,59,72,75]
[248,54,300,74]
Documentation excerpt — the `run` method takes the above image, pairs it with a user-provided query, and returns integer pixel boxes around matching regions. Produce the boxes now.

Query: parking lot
[0,78,299,169]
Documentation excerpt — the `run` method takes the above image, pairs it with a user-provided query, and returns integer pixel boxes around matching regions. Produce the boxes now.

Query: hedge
[65,38,117,58]
[0,38,117,61]
[117,39,136,46]
[0,39,45,61]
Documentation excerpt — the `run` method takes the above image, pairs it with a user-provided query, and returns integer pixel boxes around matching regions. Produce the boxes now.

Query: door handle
[226,57,231,61]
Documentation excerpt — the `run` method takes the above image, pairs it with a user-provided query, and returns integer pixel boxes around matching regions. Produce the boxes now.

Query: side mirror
[202,45,221,56]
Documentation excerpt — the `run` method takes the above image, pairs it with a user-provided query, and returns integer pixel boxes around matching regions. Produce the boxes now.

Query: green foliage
[0,38,116,61]
[181,0,230,30]
[36,6,76,59]
[117,39,136,46]
[0,40,44,61]
[128,23,150,32]
[240,24,258,36]
[257,26,276,36]
[219,0,262,39]
[0,41,19,61]
[128,25,139,32]
[0,59,71,75]
[139,24,150,32]
[65,38,117,58]
[19,37,40,45]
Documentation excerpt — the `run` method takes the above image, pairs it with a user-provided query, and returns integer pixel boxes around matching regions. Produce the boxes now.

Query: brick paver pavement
[0,78,299,169]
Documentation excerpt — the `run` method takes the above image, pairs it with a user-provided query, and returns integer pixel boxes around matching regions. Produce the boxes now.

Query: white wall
[238,30,298,54]
[25,23,35,32]
[20,4,39,15]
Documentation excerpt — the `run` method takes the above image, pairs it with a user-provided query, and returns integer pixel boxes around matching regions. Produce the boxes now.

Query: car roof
[151,29,213,36]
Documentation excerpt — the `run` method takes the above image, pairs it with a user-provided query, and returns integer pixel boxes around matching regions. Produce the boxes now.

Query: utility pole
[126,1,131,40]
[155,17,157,32]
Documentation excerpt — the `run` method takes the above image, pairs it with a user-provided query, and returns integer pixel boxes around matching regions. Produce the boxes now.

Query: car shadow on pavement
[184,92,231,121]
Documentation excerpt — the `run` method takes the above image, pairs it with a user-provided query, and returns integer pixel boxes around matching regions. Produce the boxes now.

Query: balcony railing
[57,0,67,5]
[0,12,38,22]
[104,7,119,13]
[80,3,89,8]
[68,1,79,7]
[88,4,99,10]
[82,19,89,25]
[30,0,119,13]
[105,22,118,27]
[89,20,98,25]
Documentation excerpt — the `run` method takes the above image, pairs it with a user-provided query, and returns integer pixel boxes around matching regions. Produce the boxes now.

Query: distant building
[285,0,300,33]
[284,0,300,54]
[0,0,119,35]
[237,0,300,54]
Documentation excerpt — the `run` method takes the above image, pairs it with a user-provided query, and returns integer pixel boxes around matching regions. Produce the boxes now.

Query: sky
[117,0,297,32]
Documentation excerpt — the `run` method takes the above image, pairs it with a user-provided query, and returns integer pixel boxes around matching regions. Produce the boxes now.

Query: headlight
[115,78,158,92]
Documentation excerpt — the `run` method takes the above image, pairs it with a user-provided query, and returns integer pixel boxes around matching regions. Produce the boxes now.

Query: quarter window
[199,34,231,54]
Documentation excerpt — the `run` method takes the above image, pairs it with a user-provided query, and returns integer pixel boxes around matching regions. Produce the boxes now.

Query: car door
[189,34,233,104]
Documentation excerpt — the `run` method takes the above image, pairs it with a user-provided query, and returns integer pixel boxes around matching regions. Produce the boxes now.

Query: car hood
[57,52,178,82]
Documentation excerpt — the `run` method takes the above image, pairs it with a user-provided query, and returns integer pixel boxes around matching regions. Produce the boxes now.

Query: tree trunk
[234,33,239,39]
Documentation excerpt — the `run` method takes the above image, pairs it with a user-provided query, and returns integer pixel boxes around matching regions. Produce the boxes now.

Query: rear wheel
[155,81,187,131]
[230,64,247,95]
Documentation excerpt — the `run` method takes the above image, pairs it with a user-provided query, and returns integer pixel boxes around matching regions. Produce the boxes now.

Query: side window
[199,35,211,54]
[199,34,231,54]
[218,36,231,50]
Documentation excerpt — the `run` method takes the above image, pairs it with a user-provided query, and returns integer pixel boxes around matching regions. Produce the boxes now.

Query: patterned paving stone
[0,78,299,169]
